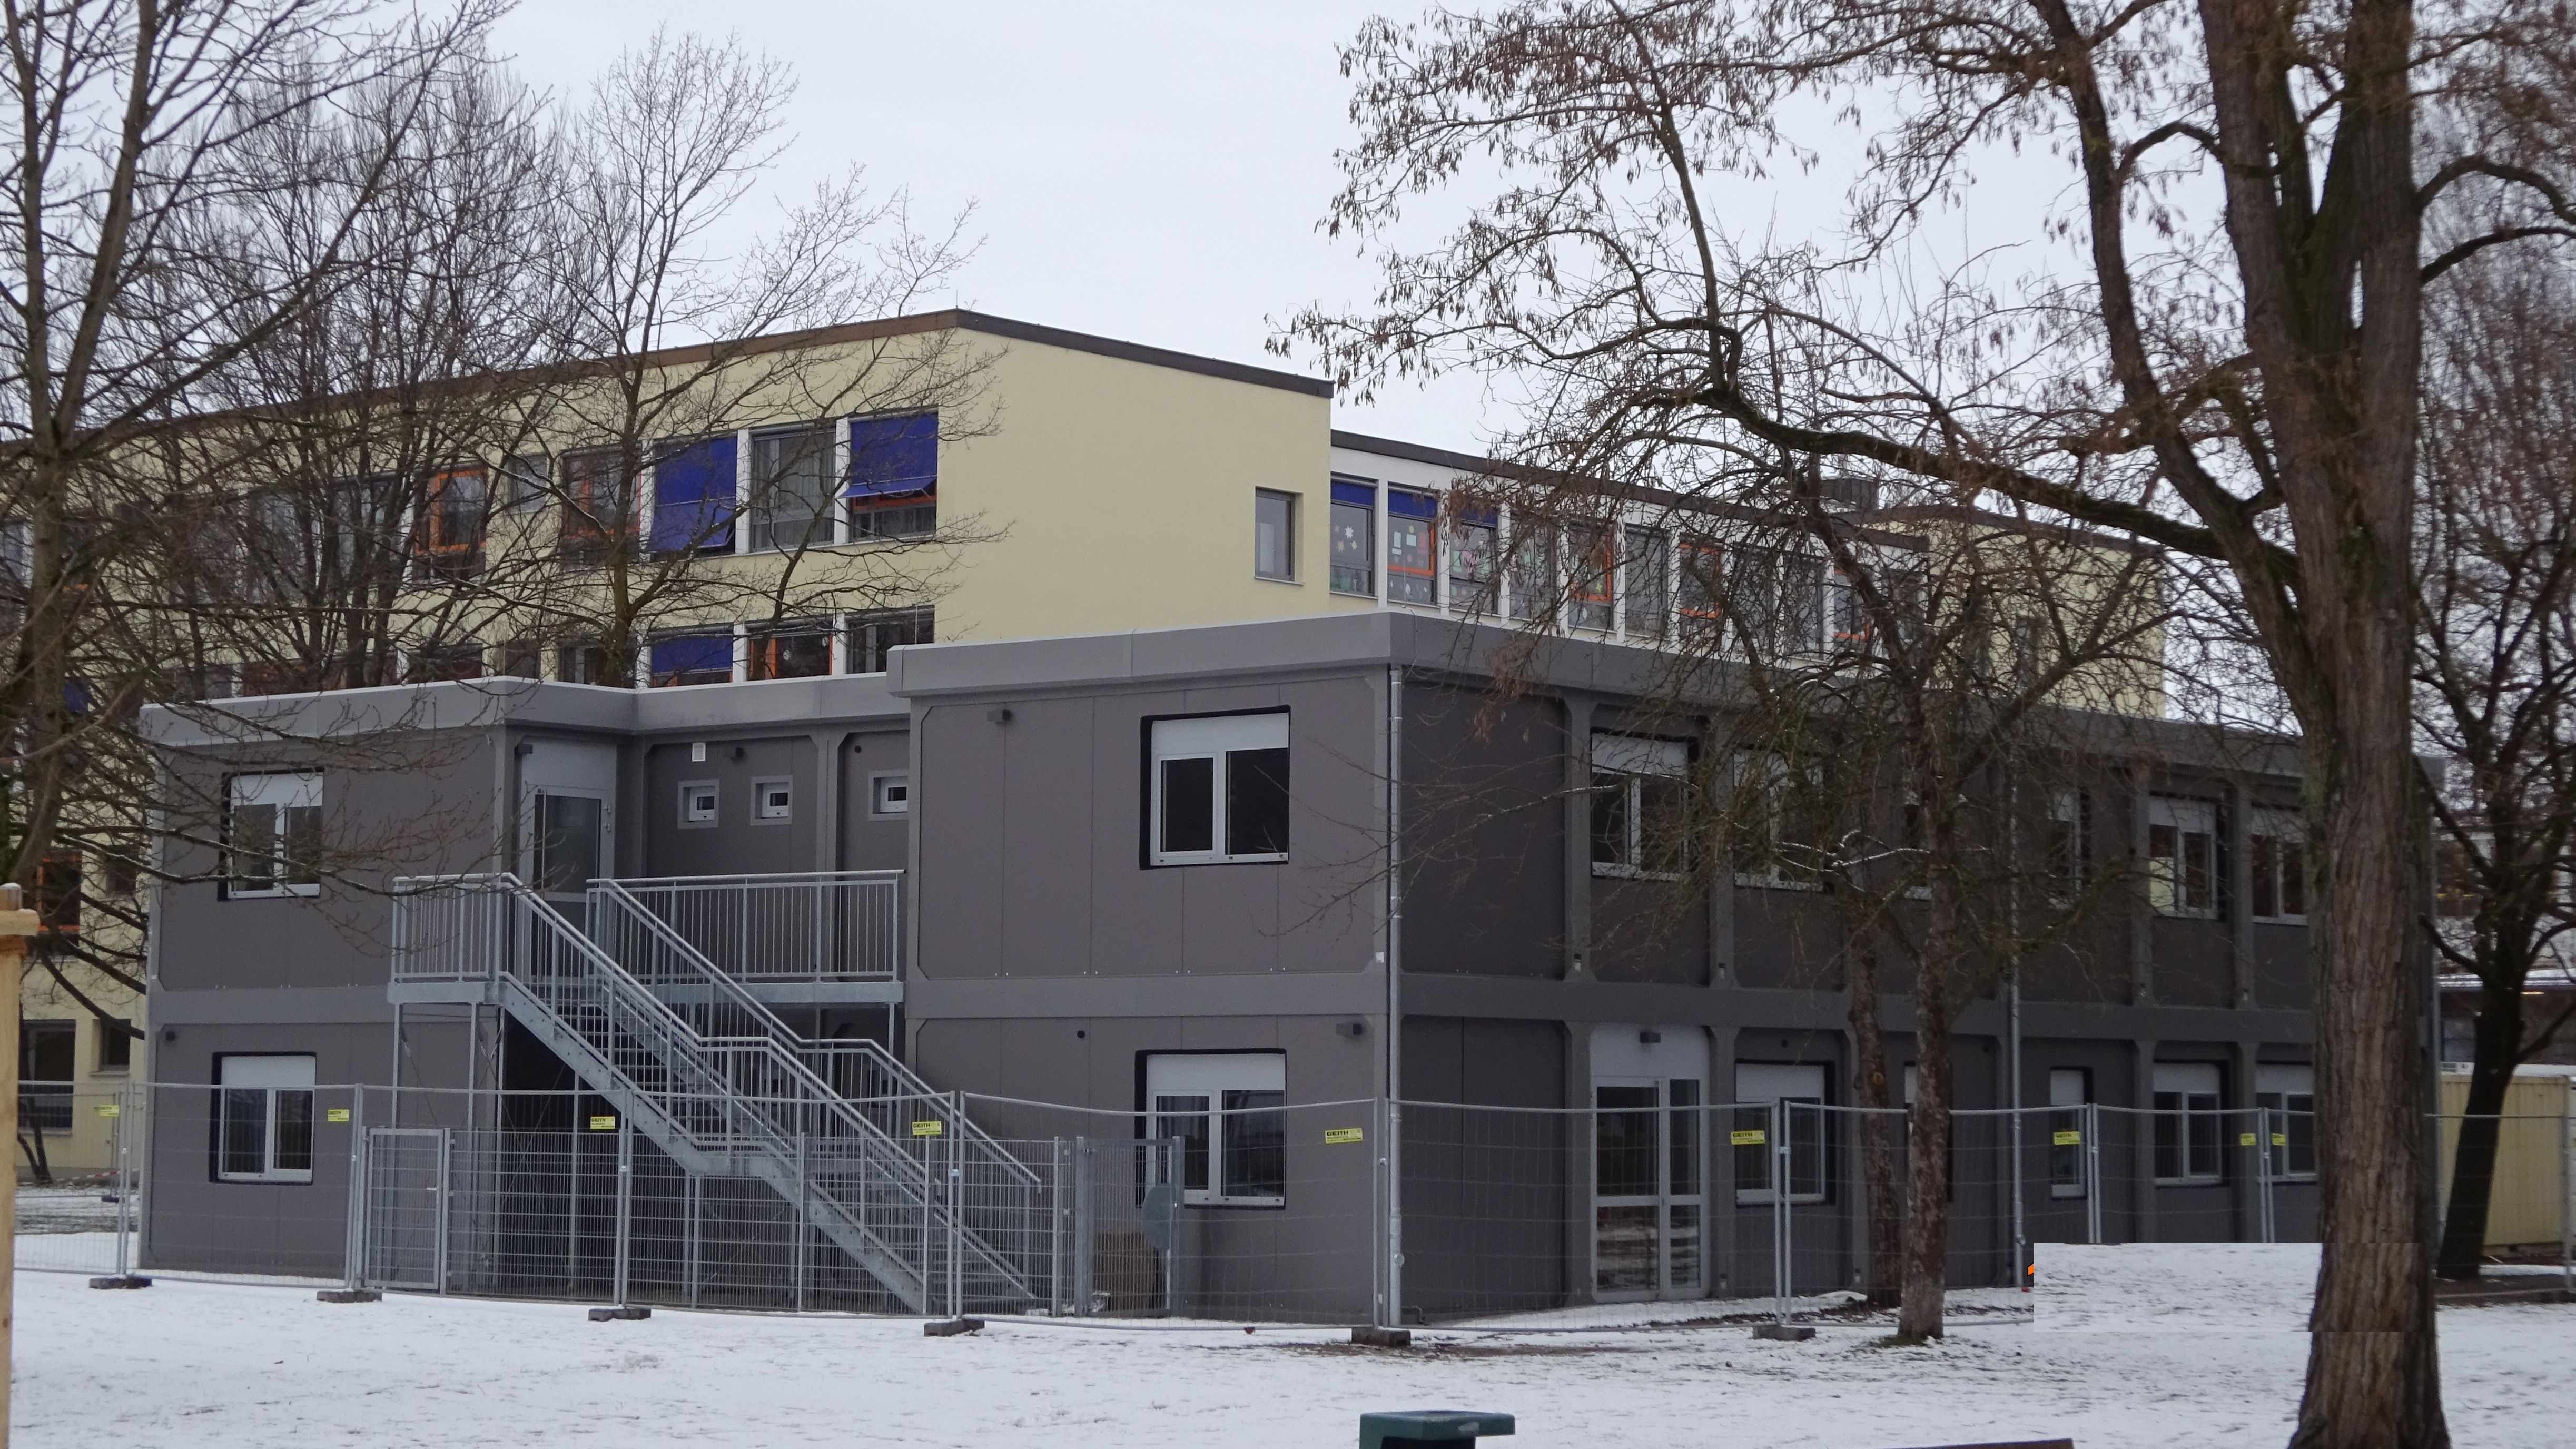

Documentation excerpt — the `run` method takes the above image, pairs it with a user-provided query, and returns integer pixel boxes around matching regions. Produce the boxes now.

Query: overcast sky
[495,2,1497,451]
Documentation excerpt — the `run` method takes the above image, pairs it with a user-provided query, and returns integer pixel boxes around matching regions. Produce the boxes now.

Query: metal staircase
[391,874,1044,1314]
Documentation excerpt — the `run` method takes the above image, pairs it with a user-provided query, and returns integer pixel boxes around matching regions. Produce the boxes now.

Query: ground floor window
[1732,1062,1828,1205]
[2152,1061,2224,1185]
[18,1019,74,1131]
[1144,1053,1285,1207]
[2049,1067,2091,1199]
[2256,1063,2316,1179]
[216,1054,316,1183]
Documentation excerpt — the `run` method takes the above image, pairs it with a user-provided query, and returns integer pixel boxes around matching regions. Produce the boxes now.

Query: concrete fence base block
[923,1317,986,1337]
[315,1289,382,1304]
[86,1275,152,1290]
[587,1306,652,1322]
[1350,1326,1414,1349]
[1751,1323,1814,1342]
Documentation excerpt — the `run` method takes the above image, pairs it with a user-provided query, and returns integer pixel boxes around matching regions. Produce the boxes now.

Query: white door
[1591,1025,1709,1300]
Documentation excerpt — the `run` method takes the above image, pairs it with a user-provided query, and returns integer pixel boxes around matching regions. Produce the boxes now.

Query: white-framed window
[1386,488,1437,605]
[1732,1062,1828,1205]
[2147,795,2218,918]
[226,772,322,898]
[2152,1062,2224,1184]
[1254,489,1299,582]
[1145,1053,1286,1207]
[216,1054,315,1183]
[1149,712,1289,866]
[752,777,792,824]
[678,780,718,829]
[2048,1067,2091,1199]
[2256,1063,2316,1180]
[1446,503,1498,614]
[870,772,910,816]
[1590,734,1692,879]
[1729,753,1822,889]
[1329,477,1375,595]
[1622,526,1669,639]
[2248,806,2307,922]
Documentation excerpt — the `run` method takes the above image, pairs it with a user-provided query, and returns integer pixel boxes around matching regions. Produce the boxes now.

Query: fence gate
[364,1127,450,1291]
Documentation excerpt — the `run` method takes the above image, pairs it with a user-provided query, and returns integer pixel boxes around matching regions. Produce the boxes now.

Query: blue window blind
[1330,479,1376,508]
[650,436,737,554]
[649,634,733,685]
[1388,488,1439,520]
[1452,502,1498,528]
[846,413,937,498]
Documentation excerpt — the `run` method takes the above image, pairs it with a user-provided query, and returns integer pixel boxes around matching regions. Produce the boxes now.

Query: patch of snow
[2036,1243,2318,1332]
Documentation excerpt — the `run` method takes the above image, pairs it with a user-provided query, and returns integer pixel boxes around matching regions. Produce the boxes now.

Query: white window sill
[1149,853,1289,869]
[217,1174,315,1186]
[228,886,321,900]
[1592,864,1683,882]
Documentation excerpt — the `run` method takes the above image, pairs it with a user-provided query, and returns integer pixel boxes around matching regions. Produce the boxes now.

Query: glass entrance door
[1593,1077,1705,1298]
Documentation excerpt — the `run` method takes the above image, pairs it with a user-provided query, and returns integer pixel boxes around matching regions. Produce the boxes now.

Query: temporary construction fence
[19,1081,2574,1323]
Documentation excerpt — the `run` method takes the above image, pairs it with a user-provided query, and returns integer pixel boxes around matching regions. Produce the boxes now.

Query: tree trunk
[1848,934,1903,1306]
[2434,981,2523,1279]
[1895,968,1955,1341]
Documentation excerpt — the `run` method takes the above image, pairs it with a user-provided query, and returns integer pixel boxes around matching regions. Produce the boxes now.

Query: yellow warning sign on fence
[1729,1129,1766,1146]
[1324,1127,1364,1145]
[2238,1132,2257,1147]
[326,1108,352,1123]
[2271,1132,2288,1147]
[911,1120,943,1137]
[590,1115,617,1131]
[2051,1129,2081,1146]
[94,1103,119,1118]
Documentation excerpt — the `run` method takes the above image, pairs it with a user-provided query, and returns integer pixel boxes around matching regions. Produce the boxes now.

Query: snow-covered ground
[12,1254,2572,1448]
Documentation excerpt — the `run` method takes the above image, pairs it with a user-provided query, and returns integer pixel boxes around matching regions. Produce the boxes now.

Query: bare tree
[1291,4,2576,1436]
[2415,244,2576,1280]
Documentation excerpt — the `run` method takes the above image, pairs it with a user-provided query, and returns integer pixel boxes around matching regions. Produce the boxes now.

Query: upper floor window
[2247,806,2306,922]
[1506,520,1557,622]
[1387,489,1437,605]
[1624,526,1669,639]
[1566,523,1615,632]
[1146,1052,1286,1207]
[649,632,735,688]
[558,448,629,563]
[228,772,321,898]
[652,435,739,558]
[407,643,486,683]
[747,620,834,681]
[2147,795,2218,918]
[848,607,933,675]
[1729,753,1822,889]
[412,467,486,580]
[2042,789,2087,894]
[216,1054,315,1184]
[752,422,836,553]
[1676,540,1724,645]
[846,412,937,540]
[1446,504,1498,614]
[1329,479,1375,595]
[498,453,550,512]
[1254,489,1298,581]
[1149,712,1289,865]
[1591,734,1691,879]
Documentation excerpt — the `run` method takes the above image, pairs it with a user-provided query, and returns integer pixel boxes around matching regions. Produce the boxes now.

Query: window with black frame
[1148,712,1289,865]
[2153,1061,2225,1184]
[1144,1053,1286,1207]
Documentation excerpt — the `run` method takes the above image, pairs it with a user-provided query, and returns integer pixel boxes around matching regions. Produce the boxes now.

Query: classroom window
[1149,712,1290,865]
[1624,527,1669,639]
[648,633,735,688]
[1506,520,1557,622]
[1254,490,1298,581]
[2248,806,2306,922]
[1329,478,1375,595]
[96,1019,133,1073]
[228,773,322,898]
[412,467,486,579]
[408,643,486,683]
[1446,504,1498,614]
[554,639,616,686]
[558,448,628,563]
[2152,1062,2224,1184]
[650,435,739,557]
[1566,523,1615,631]
[18,1021,73,1130]
[870,772,910,816]
[752,422,836,553]
[1676,541,1724,646]
[216,1054,315,1184]
[498,453,549,512]
[1386,489,1437,605]
[2043,790,2087,894]
[1590,735,1692,879]
[1145,1053,1286,1207]
[678,780,719,829]
[2048,1067,2091,1199]
[1733,1063,1828,1205]
[2147,795,2218,918]
[747,622,834,681]
[2256,1064,2316,1179]
[1729,753,1821,888]
[846,607,933,675]
[34,853,80,936]
[846,412,937,540]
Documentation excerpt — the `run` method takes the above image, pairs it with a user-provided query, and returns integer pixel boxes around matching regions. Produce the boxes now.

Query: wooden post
[2,880,41,1449]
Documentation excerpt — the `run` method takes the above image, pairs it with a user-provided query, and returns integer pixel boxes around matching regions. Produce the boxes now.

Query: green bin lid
[1360,1409,1517,1445]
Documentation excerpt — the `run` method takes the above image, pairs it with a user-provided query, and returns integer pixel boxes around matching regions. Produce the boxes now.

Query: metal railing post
[1386,1096,1405,1330]
[114,1080,136,1279]
[794,1130,810,1314]
[685,1170,702,1310]
[2257,1106,2278,1246]
[2085,1102,2103,1246]
[341,1086,367,1291]
[613,1115,635,1308]
[948,1090,965,1319]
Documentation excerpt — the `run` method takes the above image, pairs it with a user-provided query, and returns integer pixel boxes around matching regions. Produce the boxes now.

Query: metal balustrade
[610,871,900,982]
[390,874,1043,1313]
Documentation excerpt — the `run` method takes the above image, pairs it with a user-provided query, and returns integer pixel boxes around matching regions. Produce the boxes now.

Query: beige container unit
[2436,1069,2574,1250]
